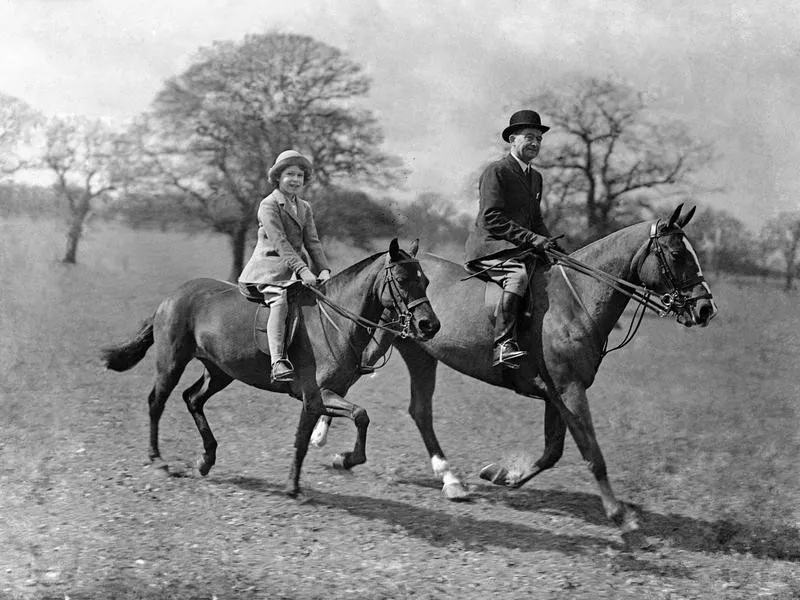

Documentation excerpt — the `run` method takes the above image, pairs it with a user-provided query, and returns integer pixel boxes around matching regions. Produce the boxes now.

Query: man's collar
[510,152,530,172]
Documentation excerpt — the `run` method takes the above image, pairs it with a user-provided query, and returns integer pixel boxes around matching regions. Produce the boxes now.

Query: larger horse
[312,205,718,532]
[101,239,439,498]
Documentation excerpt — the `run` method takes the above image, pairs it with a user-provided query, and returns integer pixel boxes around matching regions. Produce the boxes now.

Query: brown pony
[101,239,439,497]
[311,206,718,534]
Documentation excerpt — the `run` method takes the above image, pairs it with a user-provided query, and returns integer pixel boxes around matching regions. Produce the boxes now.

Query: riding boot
[493,291,527,368]
[267,299,294,382]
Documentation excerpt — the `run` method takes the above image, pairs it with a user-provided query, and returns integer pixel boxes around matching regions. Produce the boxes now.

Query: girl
[238,150,331,382]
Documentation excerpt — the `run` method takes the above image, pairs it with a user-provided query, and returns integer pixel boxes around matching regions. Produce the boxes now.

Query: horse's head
[634,204,718,327]
[378,238,441,341]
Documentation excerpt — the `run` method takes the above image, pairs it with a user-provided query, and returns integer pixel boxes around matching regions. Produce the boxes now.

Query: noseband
[380,258,432,339]
[643,222,714,317]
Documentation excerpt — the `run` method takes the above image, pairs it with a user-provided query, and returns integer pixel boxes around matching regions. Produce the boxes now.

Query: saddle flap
[253,304,302,358]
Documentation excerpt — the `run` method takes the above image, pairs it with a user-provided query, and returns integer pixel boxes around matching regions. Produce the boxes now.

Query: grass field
[1,216,798,599]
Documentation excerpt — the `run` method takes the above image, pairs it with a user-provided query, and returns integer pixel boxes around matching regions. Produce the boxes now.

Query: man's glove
[298,268,318,285]
[318,269,331,282]
[524,233,551,253]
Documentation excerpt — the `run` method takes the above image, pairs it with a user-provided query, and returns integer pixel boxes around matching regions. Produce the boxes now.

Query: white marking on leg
[310,418,329,448]
[431,455,460,486]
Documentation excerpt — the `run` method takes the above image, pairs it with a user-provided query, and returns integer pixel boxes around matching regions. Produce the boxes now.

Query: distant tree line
[2,33,799,288]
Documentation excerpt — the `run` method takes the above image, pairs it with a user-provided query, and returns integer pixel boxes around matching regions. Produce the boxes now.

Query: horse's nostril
[419,319,431,332]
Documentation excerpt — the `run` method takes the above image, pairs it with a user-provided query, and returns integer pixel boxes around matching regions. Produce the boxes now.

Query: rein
[551,220,713,358]
[306,257,431,373]
[549,221,712,319]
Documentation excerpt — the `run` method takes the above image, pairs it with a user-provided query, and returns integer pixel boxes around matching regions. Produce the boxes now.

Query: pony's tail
[101,316,155,372]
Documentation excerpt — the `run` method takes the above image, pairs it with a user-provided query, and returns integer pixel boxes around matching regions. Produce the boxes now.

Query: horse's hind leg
[321,389,370,470]
[395,340,470,501]
[148,361,189,466]
[182,362,233,476]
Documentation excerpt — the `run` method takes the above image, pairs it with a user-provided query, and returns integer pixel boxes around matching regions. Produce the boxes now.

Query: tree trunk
[63,208,89,264]
[227,222,250,283]
[784,266,794,292]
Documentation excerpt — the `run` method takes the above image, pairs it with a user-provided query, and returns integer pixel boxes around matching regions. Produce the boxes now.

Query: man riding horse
[465,110,562,369]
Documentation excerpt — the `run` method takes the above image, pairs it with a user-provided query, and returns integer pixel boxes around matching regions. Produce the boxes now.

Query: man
[465,109,558,369]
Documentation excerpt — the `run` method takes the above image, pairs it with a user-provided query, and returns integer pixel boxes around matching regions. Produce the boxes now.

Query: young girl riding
[238,150,331,382]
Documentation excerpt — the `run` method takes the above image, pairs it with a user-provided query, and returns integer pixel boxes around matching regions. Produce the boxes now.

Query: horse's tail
[101,315,155,372]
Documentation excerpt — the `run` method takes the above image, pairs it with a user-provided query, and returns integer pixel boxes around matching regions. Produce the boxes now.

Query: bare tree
[0,92,41,177]
[526,78,713,241]
[125,32,400,281]
[761,212,800,291]
[41,116,120,263]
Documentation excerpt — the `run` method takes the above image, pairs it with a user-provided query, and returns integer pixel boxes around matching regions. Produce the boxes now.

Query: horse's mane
[330,250,386,281]
[571,220,651,259]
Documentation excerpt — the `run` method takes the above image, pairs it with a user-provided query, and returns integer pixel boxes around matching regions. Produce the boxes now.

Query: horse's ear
[676,206,696,228]
[667,203,684,228]
[389,238,401,262]
[409,238,419,257]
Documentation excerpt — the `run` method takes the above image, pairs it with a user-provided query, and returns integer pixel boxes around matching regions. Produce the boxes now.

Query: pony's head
[378,239,440,341]
[634,204,718,327]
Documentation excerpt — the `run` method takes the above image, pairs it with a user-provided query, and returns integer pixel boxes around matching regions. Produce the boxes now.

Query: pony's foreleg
[395,340,470,501]
[310,415,333,448]
[182,364,233,476]
[481,400,566,487]
[286,404,321,498]
[320,389,369,470]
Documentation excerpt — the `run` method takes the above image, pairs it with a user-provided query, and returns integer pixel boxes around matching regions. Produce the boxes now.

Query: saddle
[238,281,316,357]
[463,255,547,324]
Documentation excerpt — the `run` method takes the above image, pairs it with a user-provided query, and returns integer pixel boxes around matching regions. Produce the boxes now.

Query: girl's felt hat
[268,150,313,182]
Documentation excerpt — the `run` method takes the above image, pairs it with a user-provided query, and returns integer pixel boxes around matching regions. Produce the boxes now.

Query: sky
[2,0,799,230]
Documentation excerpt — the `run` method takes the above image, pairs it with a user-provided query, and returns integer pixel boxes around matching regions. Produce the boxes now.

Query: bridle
[642,222,713,315]
[376,257,432,339]
[554,219,714,357]
[307,253,432,376]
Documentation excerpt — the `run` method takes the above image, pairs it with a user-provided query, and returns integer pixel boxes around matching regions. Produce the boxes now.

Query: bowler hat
[268,150,313,184]
[502,110,550,142]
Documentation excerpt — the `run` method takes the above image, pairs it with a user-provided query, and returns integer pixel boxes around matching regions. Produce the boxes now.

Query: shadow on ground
[468,481,800,562]
[217,475,697,580]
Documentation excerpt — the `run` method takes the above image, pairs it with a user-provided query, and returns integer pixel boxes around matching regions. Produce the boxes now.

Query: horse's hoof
[196,457,212,477]
[442,481,472,502]
[479,463,510,486]
[332,454,350,470]
[285,487,302,499]
[148,459,170,477]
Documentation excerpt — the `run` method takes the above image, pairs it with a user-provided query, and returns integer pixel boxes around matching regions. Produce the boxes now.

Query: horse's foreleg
[286,403,321,498]
[310,415,333,448]
[481,399,566,488]
[395,340,470,501]
[182,364,233,476]
[320,389,369,470]
[557,383,639,534]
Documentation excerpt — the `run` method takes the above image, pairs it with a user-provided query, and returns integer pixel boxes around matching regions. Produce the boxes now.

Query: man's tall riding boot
[267,300,294,382]
[493,291,527,368]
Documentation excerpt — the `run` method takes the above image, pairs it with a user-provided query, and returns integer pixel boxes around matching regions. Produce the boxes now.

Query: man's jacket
[465,153,551,264]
